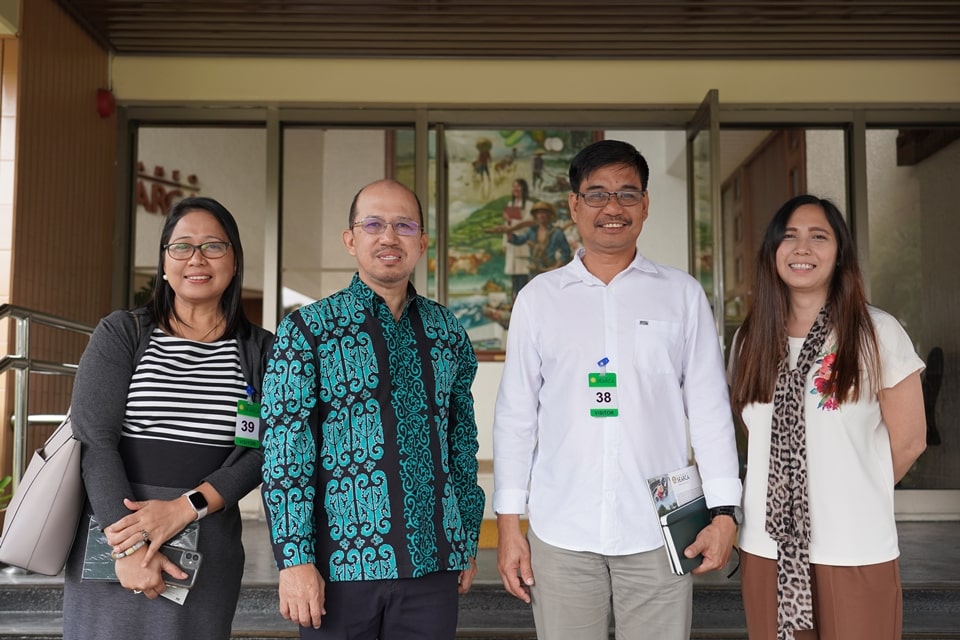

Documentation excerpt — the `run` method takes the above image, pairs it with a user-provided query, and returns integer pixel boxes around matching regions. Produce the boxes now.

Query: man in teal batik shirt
[260,179,485,639]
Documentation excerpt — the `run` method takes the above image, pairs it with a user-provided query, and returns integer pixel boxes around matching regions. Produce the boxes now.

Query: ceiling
[56,0,960,59]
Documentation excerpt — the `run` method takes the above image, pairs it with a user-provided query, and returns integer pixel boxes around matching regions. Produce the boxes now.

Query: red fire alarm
[96,88,115,118]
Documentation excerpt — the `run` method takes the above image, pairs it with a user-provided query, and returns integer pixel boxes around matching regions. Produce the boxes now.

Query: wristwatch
[709,505,743,525]
[182,490,209,521]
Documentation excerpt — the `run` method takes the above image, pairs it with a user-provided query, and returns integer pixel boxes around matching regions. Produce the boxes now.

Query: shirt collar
[559,247,659,287]
[348,273,419,314]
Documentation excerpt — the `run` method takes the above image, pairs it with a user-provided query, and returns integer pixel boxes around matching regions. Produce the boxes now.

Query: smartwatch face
[188,492,208,510]
[185,491,208,517]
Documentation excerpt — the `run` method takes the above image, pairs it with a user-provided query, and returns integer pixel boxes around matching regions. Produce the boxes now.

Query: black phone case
[159,545,202,589]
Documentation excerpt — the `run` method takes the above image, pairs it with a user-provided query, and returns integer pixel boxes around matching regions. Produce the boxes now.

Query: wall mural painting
[439,129,599,355]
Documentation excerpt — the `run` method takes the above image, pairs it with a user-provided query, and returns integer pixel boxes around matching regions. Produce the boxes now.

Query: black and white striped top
[120,330,248,487]
[124,330,246,446]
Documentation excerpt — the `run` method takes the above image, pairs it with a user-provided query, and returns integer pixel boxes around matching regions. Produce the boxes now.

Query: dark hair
[348,179,424,227]
[730,194,880,414]
[147,196,251,340]
[568,140,650,193]
[513,178,530,207]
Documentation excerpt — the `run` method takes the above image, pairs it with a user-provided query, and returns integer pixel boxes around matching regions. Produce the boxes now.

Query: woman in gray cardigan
[63,197,273,640]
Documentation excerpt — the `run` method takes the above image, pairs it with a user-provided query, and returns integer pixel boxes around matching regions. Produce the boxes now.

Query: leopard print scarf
[766,306,831,640]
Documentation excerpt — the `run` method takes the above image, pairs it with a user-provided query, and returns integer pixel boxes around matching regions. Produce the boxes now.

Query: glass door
[686,90,723,342]
[865,127,960,513]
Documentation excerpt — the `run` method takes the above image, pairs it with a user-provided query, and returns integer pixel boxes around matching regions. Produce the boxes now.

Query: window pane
[867,127,960,489]
[720,128,846,351]
[134,126,267,325]
[281,127,413,314]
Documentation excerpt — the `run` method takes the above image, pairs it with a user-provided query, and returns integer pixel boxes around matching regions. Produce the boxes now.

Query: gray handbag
[0,411,85,575]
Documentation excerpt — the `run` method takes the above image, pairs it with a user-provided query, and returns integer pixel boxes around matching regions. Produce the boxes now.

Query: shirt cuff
[278,539,317,569]
[493,489,528,515]
[702,477,743,509]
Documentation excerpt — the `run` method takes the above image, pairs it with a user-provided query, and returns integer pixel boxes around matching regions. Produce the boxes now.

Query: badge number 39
[235,400,261,448]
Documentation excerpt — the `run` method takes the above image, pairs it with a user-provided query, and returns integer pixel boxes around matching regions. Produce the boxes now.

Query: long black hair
[147,196,251,339]
[513,178,530,207]
[731,194,880,413]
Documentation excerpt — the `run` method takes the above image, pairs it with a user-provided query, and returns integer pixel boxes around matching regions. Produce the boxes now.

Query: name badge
[235,400,261,448]
[588,372,619,418]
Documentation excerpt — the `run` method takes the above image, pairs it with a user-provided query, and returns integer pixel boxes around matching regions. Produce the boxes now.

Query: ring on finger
[140,530,149,542]
[133,589,142,594]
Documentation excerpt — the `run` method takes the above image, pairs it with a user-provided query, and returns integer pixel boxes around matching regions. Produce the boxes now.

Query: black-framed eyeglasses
[164,241,232,260]
[577,190,646,208]
[351,217,421,236]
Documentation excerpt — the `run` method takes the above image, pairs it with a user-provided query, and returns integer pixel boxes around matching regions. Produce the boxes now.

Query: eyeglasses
[351,217,421,236]
[164,242,232,260]
[577,190,646,208]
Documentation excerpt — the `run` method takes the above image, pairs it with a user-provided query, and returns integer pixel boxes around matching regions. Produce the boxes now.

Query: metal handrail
[0,304,95,488]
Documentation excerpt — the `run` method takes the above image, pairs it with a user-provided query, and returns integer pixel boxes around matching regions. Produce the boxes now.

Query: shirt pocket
[633,319,683,375]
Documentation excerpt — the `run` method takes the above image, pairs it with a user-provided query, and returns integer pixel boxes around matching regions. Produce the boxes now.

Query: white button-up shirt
[493,249,742,555]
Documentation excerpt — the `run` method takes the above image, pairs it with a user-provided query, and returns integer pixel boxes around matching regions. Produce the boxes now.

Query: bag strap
[126,309,152,367]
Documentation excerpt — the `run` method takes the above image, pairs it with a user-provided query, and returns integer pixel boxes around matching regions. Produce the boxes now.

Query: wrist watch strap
[182,490,209,520]
[709,505,743,525]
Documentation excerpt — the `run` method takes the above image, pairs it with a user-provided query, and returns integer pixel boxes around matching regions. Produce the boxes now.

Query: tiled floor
[235,518,960,587]
[2,519,957,640]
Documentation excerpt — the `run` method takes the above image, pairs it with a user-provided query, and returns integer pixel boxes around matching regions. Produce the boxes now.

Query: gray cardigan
[71,308,273,528]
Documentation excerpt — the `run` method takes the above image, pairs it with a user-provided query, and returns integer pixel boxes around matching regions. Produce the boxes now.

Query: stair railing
[0,304,94,488]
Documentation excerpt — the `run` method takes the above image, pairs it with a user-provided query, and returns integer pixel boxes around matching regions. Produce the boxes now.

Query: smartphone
[159,545,202,589]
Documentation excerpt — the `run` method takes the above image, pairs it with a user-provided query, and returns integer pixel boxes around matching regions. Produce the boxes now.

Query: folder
[659,495,710,575]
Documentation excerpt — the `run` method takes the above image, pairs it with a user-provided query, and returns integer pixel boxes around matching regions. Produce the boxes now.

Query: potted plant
[0,474,11,531]
[0,475,11,508]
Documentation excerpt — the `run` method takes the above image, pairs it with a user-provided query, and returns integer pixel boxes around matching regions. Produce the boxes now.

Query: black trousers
[299,570,460,640]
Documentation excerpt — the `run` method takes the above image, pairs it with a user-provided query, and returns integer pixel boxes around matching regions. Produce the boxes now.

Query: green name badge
[235,400,261,448]
[588,372,619,418]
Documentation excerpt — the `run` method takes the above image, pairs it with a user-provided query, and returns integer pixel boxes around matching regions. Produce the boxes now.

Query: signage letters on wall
[135,162,201,214]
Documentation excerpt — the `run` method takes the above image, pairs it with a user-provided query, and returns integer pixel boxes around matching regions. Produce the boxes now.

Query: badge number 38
[588,372,619,418]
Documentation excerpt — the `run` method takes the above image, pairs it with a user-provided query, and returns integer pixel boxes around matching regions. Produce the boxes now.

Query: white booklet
[648,463,704,517]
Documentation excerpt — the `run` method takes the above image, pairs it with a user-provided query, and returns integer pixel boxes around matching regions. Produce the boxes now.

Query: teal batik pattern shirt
[260,275,484,582]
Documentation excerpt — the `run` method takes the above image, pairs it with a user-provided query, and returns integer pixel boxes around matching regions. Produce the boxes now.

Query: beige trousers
[527,529,693,640]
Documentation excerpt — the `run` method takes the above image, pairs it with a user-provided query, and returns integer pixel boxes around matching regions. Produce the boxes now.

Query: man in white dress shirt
[492,140,742,640]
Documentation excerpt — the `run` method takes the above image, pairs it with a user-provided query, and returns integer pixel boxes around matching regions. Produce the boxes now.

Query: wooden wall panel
[15,0,115,325]
[53,0,960,59]
[0,37,16,483]
[1,0,116,480]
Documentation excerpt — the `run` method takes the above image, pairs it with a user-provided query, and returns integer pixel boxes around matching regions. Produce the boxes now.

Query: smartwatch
[709,505,743,526]
[182,490,209,521]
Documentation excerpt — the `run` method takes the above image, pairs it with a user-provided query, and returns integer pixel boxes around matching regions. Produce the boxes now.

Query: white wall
[282,128,388,303]
[805,129,847,209]
[612,130,690,271]
[112,59,960,106]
